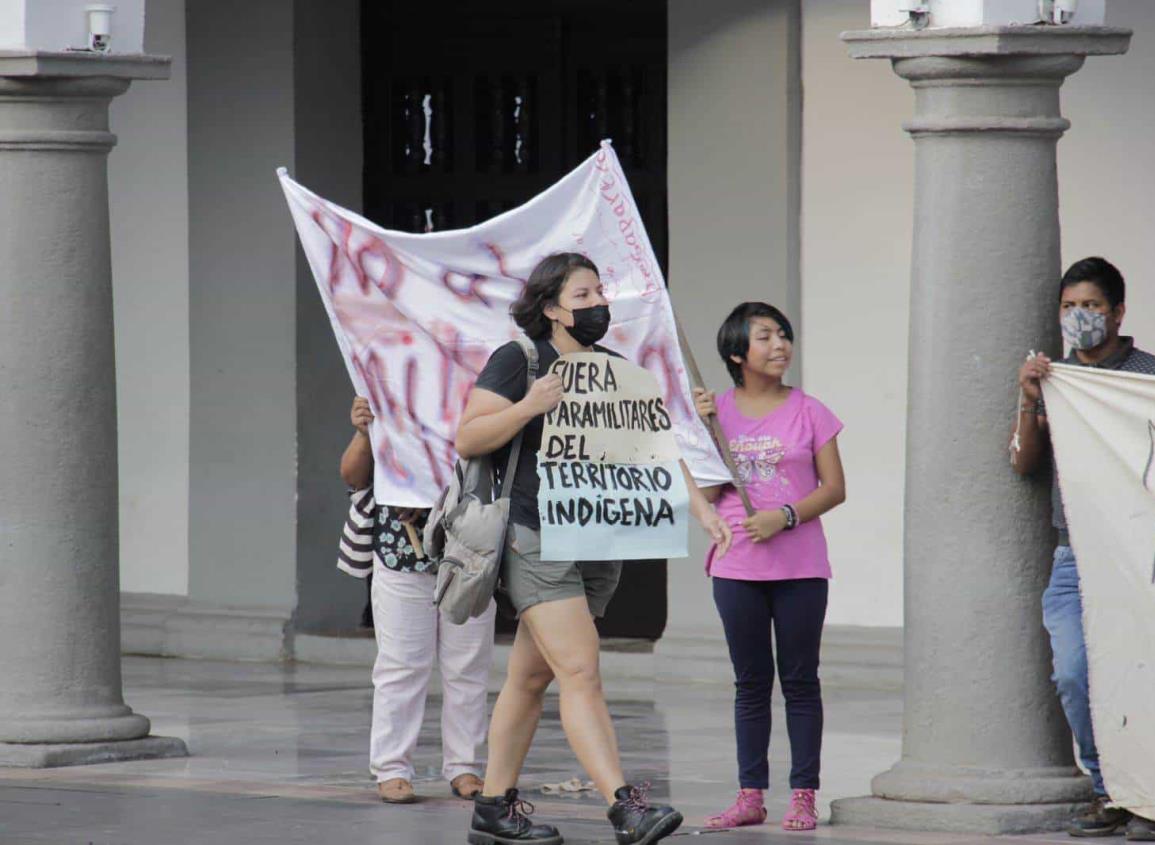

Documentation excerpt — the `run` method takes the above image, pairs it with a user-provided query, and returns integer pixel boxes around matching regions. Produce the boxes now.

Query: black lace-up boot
[607,783,683,845]
[468,789,563,845]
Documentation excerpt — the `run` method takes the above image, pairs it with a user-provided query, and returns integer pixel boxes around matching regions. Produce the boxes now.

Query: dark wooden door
[362,0,669,641]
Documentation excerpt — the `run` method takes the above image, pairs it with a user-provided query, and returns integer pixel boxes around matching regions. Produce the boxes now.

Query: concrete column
[829,27,1129,834]
[0,52,186,766]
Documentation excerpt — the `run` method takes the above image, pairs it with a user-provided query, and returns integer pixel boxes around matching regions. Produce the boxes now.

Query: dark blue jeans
[712,576,828,790]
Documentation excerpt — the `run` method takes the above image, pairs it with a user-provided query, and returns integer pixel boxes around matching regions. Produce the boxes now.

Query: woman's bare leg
[522,596,625,804]
[480,620,555,796]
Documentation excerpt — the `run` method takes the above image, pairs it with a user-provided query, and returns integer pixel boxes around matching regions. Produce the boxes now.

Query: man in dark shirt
[1012,257,1155,840]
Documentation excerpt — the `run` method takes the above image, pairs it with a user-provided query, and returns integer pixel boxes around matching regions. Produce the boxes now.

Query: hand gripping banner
[1043,364,1155,819]
[279,142,729,509]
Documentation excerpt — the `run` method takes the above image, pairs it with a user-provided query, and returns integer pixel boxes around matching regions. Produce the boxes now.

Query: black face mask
[561,304,611,347]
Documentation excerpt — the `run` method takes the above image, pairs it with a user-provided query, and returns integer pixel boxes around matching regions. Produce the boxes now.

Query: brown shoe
[1127,815,1155,841]
[450,772,484,799]
[377,778,417,804]
[1069,796,1130,837]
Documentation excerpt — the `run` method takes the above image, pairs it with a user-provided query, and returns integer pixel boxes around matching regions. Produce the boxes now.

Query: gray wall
[187,0,298,610]
[800,0,910,626]
[1061,0,1155,334]
[292,0,367,633]
[666,0,802,637]
[109,0,190,596]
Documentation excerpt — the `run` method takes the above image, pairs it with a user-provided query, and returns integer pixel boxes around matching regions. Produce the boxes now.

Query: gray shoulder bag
[425,336,538,624]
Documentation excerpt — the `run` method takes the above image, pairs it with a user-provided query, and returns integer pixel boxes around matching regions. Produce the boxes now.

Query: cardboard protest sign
[537,352,689,561]
[1043,364,1155,819]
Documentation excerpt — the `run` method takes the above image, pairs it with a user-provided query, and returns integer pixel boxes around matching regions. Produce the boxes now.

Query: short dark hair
[1060,257,1125,309]
[716,302,794,386]
[511,252,600,340]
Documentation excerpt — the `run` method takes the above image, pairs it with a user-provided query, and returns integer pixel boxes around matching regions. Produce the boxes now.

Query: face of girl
[544,268,607,327]
[735,316,793,379]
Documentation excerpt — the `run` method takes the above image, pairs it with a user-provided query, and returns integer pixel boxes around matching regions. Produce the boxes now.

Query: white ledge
[843,25,1131,60]
[0,50,170,79]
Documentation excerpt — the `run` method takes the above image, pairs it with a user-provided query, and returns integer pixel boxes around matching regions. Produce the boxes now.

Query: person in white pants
[342,396,496,804]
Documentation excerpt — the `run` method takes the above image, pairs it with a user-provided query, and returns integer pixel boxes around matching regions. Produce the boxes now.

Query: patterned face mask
[1061,307,1108,350]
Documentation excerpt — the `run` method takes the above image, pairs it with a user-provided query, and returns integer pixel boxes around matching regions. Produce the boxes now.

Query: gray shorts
[501,523,622,618]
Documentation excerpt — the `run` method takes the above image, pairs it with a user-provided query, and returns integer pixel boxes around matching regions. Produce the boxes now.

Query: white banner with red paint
[1043,365,1155,819]
[278,142,729,509]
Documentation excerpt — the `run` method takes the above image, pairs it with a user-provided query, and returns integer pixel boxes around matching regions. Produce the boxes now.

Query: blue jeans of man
[1041,545,1104,797]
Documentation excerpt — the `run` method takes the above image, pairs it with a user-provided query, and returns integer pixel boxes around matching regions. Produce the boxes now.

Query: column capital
[842,25,1130,61]
[0,52,170,152]
[841,26,1129,140]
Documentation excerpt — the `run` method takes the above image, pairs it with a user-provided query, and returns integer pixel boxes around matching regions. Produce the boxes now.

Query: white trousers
[369,564,496,783]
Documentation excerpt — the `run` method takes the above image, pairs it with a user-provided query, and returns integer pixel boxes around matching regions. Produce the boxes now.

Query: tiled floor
[0,656,1077,844]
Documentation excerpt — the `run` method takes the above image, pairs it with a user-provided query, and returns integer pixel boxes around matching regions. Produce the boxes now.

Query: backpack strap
[499,336,539,500]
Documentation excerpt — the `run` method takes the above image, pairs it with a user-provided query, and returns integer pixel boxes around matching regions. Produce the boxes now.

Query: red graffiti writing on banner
[487,242,526,288]
[358,318,492,489]
[311,198,406,300]
[352,349,413,485]
[441,270,494,308]
[310,207,353,295]
[309,204,406,302]
[638,340,691,419]
[595,158,662,303]
[351,232,405,300]
[404,358,448,490]
[427,321,490,423]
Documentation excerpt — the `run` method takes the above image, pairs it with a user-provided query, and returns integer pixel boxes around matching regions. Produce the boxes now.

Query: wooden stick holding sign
[402,521,425,560]
[673,313,756,517]
[394,508,427,560]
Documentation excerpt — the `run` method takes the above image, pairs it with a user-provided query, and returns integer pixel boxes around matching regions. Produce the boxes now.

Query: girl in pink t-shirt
[694,302,846,832]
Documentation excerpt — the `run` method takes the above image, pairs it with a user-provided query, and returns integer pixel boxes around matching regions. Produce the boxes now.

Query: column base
[872,759,1092,804]
[0,711,151,745]
[831,796,1086,835]
[831,759,1094,834]
[0,736,188,768]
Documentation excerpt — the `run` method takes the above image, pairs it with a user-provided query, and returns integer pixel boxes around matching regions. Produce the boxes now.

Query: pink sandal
[705,788,767,829]
[782,788,818,831]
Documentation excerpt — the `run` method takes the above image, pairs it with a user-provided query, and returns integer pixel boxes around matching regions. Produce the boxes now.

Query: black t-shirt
[473,338,622,529]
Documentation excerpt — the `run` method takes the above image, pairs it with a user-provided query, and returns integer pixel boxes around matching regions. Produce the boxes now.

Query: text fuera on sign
[536,352,689,561]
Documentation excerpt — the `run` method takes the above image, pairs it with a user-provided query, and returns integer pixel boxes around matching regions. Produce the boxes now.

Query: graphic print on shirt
[730,434,790,492]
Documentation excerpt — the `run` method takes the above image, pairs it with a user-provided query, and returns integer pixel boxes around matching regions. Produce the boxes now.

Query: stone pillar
[829,27,1129,834]
[0,52,187,767]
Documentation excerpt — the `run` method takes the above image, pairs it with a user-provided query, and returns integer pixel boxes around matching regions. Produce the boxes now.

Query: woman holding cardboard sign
[456,252,731,845]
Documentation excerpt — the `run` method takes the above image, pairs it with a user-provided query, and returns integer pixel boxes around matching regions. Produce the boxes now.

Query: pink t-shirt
[706,387,843,581]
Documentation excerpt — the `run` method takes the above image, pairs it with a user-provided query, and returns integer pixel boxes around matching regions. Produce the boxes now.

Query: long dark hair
[511,252,600,340]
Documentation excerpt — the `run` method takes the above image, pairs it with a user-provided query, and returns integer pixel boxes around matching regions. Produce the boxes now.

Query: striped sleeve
[337,487,376,578]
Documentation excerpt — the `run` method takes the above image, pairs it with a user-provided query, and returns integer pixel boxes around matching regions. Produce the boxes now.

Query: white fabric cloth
[369,565,496,783]
[278,142,729,509]
[1042,363,1155,818]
